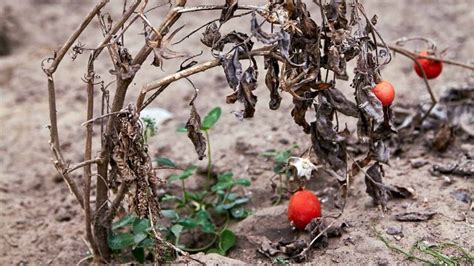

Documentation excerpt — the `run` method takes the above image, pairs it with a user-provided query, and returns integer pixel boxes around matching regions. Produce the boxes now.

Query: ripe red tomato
[413,50,443,79]
[288,189,321,230]
[372,81,395,107]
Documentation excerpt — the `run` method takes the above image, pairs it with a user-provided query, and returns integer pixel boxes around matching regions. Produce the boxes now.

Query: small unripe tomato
[413,50,443,79]
[372,80,395,107]
[288,189,321,230]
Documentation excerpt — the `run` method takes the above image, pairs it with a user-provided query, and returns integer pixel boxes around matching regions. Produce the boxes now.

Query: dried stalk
[84,58,99,256]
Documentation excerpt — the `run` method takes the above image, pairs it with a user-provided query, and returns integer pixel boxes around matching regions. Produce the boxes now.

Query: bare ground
[0,0,473,265]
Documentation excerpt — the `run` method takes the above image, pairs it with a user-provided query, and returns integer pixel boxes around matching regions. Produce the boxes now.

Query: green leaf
[137,238,155,248]
[207,248,225,255]
[132,247,146,263]
[217,172,233,181]
[168,165,197,182]
[230,207,249,219]
[201,222,216,233]
[176,126,188,132]
[234,178,251,186]
[212,173,234,191]
[161,209,179,221]
[201,107,222,130]
[112,214,136,230]
[171,224,183,239]
[156,157,176,168]
[134,232,148,244]
[179,218,198,229]
[133,218,150,234]
[161,194,179,202]
[108,233,135,250]
[211,180,233,192]
[219,229,236,252]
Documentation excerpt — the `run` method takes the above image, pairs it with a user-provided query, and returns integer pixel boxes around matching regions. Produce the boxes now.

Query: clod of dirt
[431,157,473,177]
[0,31,12,56]
[394,211,436,222]
[54,207,76,222]
[385,225,403,241]
[450,189,472,204]
[409,159,429,169]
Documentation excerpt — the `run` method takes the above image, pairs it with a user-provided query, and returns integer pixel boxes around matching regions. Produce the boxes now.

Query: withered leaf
[264,56,281,110]
[251,12,283,44]
[220,0,238,25]
[215,31,253,52]
[324,88,358,117]
[432,124,454,152]
[311,95,348,180]
[365,163,387,209]
[356,85,384,124]
[239,66,258,118]
[395,212,436,222]
[201,22,221,48]
[220,48,242,90]
[307,218,348,249]
[291,87,312,134]
[185,105,206,160]
[386,185,415,199]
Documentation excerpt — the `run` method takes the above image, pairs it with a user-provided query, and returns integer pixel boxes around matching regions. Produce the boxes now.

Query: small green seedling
[261,144,298,205]
[142,116,157,144]
[108,215,156,263]
[158,107,251,255]
[177,106,222,185]
[376,228,474,265]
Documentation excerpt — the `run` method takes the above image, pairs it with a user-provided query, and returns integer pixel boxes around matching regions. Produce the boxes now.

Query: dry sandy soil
[0,0,473,265]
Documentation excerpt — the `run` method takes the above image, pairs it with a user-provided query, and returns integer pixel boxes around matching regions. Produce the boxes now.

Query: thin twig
[83,58,99,256]
[67,159,103,174]
[45,0,109,74]
[136,47,278,109]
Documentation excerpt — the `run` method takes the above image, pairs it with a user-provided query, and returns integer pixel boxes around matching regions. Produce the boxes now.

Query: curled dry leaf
[288,157,319,180]
[311,94,348,181]
[395,212,436,222]
[307,218,349,249]
[239,66,258,118]
[201,22,221,48]
[386,185,415,199]
[252,235,307,261]
[364,163,388,209]
[220,0,238,25]
[185,105,206,160]
[324,88,358,117]
[264,56,282,110]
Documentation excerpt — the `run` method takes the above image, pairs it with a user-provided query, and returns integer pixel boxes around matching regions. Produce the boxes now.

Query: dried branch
[83,58,99,256]
[136,47,277,110]
[45,0,109,75]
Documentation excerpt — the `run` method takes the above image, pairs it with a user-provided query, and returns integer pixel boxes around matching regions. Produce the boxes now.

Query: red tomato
[288,189,321,230]
[372,81,395,107]
[413,50,443,79]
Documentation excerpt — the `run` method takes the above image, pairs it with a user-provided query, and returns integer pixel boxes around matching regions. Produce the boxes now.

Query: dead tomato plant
[42,0,474,263]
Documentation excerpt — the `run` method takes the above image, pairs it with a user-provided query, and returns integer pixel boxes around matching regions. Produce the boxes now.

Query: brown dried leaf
[311,95,348,180]
[264,56,282,110]
[251,12,284,44]
[201,22,221,48]
[365,163,387,209]
[324,88,358,117]
[291,88,312,134]
[239,66,258,118]
[432,124,454,152]
[220,0,238,25]
[220,48,243,90]
[395,212,436,222]
[386,185,415,199]
[185,105,206,160]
